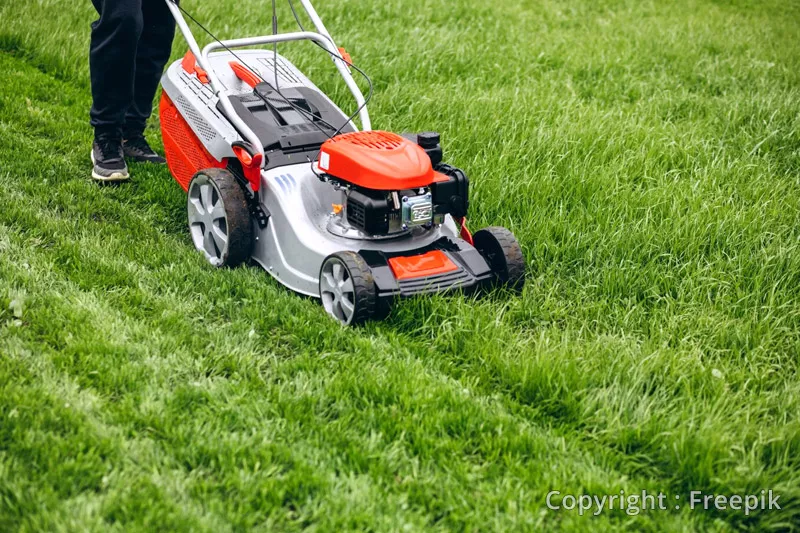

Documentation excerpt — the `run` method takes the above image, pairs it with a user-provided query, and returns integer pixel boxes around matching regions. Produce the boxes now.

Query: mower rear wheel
[319,251,377,326]
[187,168,253,268]
[473,226,526,293]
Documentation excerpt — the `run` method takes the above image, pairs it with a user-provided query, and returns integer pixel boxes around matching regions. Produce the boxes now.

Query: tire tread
[324,251,377,325]
[190,168,253,268]
[473,226,526,292]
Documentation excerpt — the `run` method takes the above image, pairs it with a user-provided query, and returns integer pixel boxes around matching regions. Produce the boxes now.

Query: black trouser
[89,0,176,139]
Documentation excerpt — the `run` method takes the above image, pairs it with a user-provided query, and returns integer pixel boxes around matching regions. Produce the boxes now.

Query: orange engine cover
[318,131,434,190]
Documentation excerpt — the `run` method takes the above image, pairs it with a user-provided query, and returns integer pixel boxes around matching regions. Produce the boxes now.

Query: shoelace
[96,138,124,162]
[124,136,153,155]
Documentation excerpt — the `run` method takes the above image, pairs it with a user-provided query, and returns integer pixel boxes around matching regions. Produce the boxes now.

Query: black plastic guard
[359,236,493,298]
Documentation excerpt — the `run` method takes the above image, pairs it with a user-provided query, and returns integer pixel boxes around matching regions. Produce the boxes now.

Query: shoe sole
[91,150,130,182]
[125,155,167,164]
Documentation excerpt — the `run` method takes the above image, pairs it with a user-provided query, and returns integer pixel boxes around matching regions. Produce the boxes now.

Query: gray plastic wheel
[319,251,377,326]
[187,168,252,267]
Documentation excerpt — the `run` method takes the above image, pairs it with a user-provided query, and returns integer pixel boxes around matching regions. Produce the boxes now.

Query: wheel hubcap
[188,175,228,267]
[320,259,356,324]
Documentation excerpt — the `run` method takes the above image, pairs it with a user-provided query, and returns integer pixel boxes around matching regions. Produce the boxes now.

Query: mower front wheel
[319,251,377,326]
[187,168,253,268]
[473,226,526,293]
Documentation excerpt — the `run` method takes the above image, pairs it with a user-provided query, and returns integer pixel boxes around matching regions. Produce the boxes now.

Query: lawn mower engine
[318,131,469,239]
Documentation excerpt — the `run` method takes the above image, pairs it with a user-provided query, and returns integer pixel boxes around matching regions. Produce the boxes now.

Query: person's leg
[122,0,176,163]
[89,0,143,139]
[89,0,143,181]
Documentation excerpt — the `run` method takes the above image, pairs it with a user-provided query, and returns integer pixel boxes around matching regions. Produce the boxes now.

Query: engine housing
[323,131,469,237]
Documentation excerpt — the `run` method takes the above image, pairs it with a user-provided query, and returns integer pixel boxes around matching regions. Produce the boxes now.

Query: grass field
[1,0,799,530]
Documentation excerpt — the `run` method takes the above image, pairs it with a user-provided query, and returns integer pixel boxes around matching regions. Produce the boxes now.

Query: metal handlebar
[165,0,371,170]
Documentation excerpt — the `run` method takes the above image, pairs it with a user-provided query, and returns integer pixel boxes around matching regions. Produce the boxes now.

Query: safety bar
[201,32,371,132]
[165,0,371,170]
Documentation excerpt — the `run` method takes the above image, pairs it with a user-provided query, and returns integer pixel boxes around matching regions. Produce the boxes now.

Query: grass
[1,0,799,530]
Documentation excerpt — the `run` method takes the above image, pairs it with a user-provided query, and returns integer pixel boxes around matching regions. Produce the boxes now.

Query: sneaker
[91,136,130,182]
[122,134,166,164]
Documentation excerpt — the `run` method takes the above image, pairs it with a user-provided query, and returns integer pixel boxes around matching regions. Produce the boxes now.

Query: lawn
[1,0,799,530]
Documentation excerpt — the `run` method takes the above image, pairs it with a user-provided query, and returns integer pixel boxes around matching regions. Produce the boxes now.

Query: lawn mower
[160,0,526,325]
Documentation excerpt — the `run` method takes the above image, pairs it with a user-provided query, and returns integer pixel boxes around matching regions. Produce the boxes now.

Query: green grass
[1,0,799,530]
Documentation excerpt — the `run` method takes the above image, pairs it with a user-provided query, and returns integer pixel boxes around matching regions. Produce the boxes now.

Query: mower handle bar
[165,0,372,170]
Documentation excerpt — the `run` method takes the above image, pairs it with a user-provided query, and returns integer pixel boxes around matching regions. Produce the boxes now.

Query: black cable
[286,0,373,137]
[167,0,340,138]
[285,0,374,179]
[272,0,279,91]
[286,0,334,180]
[327,57,373,138]
[284,1,375,138]
[287,1,304,32]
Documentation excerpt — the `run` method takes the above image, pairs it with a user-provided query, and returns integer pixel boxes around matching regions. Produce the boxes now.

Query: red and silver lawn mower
[160,0,525,325]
